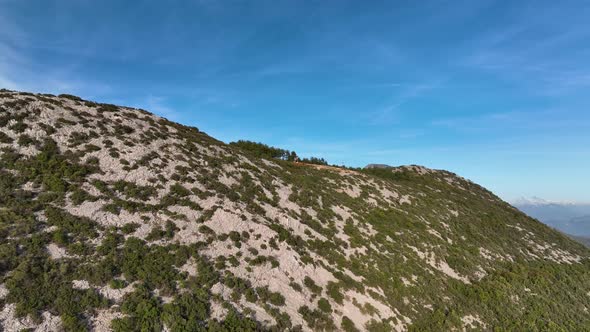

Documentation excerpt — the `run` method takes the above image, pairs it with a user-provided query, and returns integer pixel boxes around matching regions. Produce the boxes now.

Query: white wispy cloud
[0,4,115,97]
[366,80,442,125]
[460,3,590,95]
[431,108,590,134]
[0,48,112,97]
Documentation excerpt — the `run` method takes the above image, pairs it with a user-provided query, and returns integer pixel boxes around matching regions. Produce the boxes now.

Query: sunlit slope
[0,90,588,331]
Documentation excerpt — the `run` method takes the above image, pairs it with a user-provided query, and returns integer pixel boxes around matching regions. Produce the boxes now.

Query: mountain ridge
[0,89,589,331]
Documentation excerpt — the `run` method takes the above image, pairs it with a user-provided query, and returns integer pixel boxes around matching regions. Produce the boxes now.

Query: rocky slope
[0,90,589,331]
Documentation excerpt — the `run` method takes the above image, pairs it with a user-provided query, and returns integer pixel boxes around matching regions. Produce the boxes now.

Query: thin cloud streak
[366,81,442,125]
[459,3,590,96]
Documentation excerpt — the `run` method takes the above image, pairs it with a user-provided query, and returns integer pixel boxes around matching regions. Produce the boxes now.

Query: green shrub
[255,286,285,306]
[341,316,359,332]
[298,305,336,330]
[121,223,140,234]
[120,238,187,291]
[198,225,215,235]
[169,183,191,197]
[58,94,83,101]
[245,288,258,302]
[289,282,303,292]
[161,291,210,331]
[0,131,13,143]
[17,134,35,146]
[70,188,98,205]
[326,281,344,304]
[113,180,157,200]
[45,206,99,239]
[9,121,27,132]
[113,285,163,332]
[317,298,332,313]
[109,279,128,289]
[5,256,108,328]
[304,276,322,295]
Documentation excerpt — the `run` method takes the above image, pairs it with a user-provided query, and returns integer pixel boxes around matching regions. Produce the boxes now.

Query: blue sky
[1,0,589,203]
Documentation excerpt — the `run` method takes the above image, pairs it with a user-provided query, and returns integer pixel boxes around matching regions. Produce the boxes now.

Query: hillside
[0,90,589,331]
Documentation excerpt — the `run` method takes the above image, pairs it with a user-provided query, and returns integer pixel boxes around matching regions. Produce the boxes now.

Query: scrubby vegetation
[0,90,588,331]
[230,140,328,165]
[229,140,298,161]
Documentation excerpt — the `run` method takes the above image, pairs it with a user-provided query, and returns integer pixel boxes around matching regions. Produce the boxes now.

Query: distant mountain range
[513,197,590,238]
[569,235,590,247]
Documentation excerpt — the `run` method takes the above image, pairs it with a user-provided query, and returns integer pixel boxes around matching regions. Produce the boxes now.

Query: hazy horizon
[1,0,589,203]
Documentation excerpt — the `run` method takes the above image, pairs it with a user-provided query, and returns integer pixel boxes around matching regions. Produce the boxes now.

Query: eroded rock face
[0,90,589,331]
